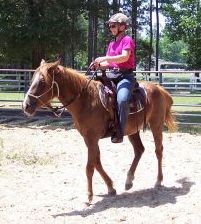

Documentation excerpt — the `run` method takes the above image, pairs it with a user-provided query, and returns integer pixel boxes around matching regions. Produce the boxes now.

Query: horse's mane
[38,61,88,87]
[61,66,100,106]
[34,61,99,105]
[62,66,90,91]
[63,67,87,82]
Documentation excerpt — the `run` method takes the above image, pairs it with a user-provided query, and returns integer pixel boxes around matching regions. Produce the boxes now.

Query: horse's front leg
[95,147,116,196]
[85,144,95,204]
[84,137,116,204]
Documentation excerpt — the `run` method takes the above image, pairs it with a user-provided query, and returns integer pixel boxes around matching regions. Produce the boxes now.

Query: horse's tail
[158,85,178,132]
[165,98,177,132]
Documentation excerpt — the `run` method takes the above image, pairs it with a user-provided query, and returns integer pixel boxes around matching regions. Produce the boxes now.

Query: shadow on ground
[53,177,194,218]
[0,108,73,130]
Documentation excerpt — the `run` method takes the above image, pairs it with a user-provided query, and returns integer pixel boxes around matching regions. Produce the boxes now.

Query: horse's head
[22,59,60,116]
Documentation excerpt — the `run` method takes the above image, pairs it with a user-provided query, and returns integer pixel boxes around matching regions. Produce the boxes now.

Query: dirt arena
[0,124,201,224]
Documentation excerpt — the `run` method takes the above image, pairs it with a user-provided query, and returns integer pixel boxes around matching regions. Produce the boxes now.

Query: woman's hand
[94,56,109,69]
[89,61,98,70]
[94,56,107,64]
[89,56,108,70]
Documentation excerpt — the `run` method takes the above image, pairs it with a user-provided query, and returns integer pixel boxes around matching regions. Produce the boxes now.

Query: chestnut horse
[23,60,176,203]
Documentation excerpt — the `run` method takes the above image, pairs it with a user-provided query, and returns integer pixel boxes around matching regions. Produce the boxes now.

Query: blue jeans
[115,73,134,135]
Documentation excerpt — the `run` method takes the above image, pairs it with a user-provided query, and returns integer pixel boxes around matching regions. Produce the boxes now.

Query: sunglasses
[108,24,118,29]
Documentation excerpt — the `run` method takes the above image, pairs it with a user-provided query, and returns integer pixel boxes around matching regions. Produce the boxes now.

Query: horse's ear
[48,60,60,73]
[40,59,46,66]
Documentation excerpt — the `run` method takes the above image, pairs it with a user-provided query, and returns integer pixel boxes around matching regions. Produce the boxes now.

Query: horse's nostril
[22,102,29,111]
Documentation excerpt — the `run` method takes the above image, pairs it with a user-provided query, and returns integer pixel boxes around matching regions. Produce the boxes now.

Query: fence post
[159,72,163,85]
[24,72,29,95]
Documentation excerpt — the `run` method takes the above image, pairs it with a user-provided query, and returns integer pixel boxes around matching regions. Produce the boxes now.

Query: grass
[171,93,201,133]
[0,92,25,101]
[172,95,201,112]
[0,91,200,133]
[176,124,201,135]
[0,92,60,107]
[173,96,201,105]
[0,147,55,166]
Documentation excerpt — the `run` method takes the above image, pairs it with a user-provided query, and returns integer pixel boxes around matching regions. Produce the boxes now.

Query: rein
[28,65,98,117]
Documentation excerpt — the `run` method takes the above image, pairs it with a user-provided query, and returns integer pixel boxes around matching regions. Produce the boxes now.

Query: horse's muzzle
[22,96,37,117]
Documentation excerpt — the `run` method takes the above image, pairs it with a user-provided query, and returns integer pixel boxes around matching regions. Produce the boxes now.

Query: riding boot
[111,105,123,143]
[111,125,123,143]
[111,100,129,143]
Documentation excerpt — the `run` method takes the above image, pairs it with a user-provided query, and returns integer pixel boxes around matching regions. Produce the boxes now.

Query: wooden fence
[0,69,34,93]
[0,69,200,126]
[0,69,200,91]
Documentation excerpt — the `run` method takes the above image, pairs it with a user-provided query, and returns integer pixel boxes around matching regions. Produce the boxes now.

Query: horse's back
[141,82,172,108]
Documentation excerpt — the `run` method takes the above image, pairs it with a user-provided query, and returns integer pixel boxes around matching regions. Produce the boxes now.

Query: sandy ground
[0,125,201,224]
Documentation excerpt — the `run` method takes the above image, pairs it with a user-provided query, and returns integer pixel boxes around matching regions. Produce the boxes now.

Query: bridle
[27,74,59,104]
[26,65,98,117]
[26,72,62,116]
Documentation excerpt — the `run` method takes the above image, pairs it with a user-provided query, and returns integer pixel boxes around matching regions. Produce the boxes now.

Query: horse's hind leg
[150,125,164,187]
[126,131,145,190]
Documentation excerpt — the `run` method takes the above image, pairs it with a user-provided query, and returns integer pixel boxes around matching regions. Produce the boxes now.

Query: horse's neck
[57,69,95,113]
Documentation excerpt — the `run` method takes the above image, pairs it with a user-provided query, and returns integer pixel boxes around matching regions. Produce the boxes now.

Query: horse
[22,59,177,204]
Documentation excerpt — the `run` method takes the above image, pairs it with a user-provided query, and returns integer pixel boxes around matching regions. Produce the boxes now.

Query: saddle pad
[99,84,112,112]
[99,83,147,114]
[129,84,147,114]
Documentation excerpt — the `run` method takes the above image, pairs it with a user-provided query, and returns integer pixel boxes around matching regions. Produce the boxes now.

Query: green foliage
[136,38,154,70]
[0,0,87,67]
[159,36,188,63]
[162,0,201,69]
[0,0,200,69]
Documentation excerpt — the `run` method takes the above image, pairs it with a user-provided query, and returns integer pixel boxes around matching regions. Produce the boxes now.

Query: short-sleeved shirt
[106,35,135,70]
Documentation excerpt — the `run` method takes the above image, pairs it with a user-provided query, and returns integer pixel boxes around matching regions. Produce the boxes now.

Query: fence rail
[0,69,200,126]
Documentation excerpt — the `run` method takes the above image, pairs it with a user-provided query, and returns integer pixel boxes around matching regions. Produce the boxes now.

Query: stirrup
[111,133,123,143]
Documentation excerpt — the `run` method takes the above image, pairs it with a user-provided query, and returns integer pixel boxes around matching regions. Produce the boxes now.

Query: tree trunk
[112,0,119,13]
[132,0,137,70]
[28,0,45,68]
[71,13,75,68]
[88,3,94,65]
[32,43,45,68]
[155,0,160,75]
[93,15,98,60]
[87,0,98,65]
[148,0,153,72]
[103,3,110,53]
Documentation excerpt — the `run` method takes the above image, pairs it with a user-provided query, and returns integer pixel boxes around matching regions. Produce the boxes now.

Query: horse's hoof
[84,201,92,207]
[125,182,133,190]
[155,181,162,188]
[87,194,93,204]
[108,188,117,197]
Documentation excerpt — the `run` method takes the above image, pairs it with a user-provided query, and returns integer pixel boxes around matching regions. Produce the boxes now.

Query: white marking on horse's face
[22,72,41,116]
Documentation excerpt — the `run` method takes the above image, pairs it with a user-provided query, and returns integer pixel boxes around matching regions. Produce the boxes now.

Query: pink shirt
[106,35,135,70]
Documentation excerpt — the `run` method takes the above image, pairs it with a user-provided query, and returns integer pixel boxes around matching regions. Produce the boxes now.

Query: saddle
[97,74,147,138]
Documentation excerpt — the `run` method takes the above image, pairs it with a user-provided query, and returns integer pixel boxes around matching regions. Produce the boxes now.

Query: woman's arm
[95,49,131,65]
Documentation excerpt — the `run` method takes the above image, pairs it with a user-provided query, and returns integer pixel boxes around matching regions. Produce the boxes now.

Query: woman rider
[93,12,136,143]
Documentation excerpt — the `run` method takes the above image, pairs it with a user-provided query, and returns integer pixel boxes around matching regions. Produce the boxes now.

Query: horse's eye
[37,79,45,88]
[38,75,46,84]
